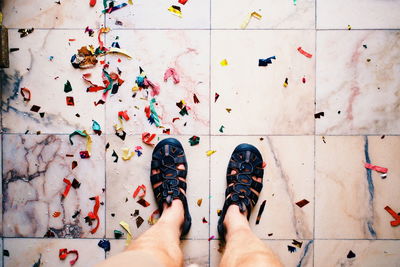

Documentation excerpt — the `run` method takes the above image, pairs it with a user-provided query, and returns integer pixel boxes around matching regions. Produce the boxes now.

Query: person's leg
[220,205,283,267]
[96,199,184,267]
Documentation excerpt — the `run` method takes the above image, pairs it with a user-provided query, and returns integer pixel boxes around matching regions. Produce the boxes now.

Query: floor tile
[104,30,210,135]
[315,136,400,239]
[105,135,209,239]
[210,136,314,240]
[317,0,400,29]
[2,0,104,29]
[105,0,210,29]
[1,29,105,134]
[210,239,313,267]
[316,30,400,135]
[3,238,105,267]
[108,239,209,266]
[212,0,315,29]
[2,134,105,238]
[314,240,400,267]
[211,30,315,135]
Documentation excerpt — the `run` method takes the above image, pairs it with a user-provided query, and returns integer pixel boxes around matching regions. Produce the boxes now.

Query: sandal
[150,138,191,237]
[217,143,264,240]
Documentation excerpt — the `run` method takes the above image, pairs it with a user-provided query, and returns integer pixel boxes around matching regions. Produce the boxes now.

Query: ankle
[223,205,250,234]
[159,199,184,225]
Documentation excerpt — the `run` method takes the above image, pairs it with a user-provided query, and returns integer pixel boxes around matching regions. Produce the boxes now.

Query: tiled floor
[1,0,400,266]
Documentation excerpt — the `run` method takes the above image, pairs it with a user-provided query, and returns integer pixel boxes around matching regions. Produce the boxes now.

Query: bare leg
[220,205,283,267]
[96,199,184,267]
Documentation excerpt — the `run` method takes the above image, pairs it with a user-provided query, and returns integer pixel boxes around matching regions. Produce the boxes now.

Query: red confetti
[72,161,78,169]
[83,73,106,92]
[202,217,208,223]
[193,94,200,104]
[118,110,130,121]
[384,206,400,227]
[68,39,76,42]
[297,47,313,58]
[365,163,388,174]
[262,161,267,168]
[142,132,156,145]
[164,68,180,84]
[302,76,306,83]
[94,99,105,106]
[179,0,188,4]
[20,87,31,101]
[172,117,180,123]
[59,248,79,266]
[53,211,61,218]
[89,0,96,7]
[66,96,75,106]
[117,58,121,63]
[163,129,171,135]
[133,184,146,199]
[87,196,100,234]
[62,178,72,198]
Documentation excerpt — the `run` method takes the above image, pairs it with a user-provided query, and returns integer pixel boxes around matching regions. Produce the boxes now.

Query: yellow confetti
[128,0,133,4]
[206,150,216,157]
[82,130,92,156]
[132,85,139,92]
[168,6,182,18]
[121,148,135,161]
[283,82,288,87]
[197,198,203,207]
[226,108,232,113]
[120,221,133,246]
[241,11,262,29]
[220,59,228,66]
[106,47,132,59]
[347,25,352,30]
[0,12,3,26]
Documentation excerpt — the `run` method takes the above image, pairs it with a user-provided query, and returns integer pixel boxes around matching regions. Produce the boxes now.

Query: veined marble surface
[1,0,400,266]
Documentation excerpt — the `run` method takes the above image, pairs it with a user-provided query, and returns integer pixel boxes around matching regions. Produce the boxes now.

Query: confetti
[64,80,72,93]
[120,221,133,245]
[86,196,100,234]
[226,108,232,113]
[259,56,276,66]
[283,78,288,87]
[103,2,128,14]
[208,235,215,241]
[30,105,41,112]
[347,25,352,30]
[241,11,262,29]
[121,148,135,161]
[85,26,94,37]
[314,112,324,119]
[114,230,124,239]
[59,249,79,266]
[179,0,188,4]
[66,96,75,106]
[288,246,296,253]
[197,198,203,206]
[206,150,216,157]
[255,200,266,225]
[62,178,72,198]
[292,240,303,248]
[168,5,182,18]
[135,146,143,157]
[52,211,61,218]
[136,216,144,228]
[202,217,208,223]
[384,206,400,227]
[164,68,180,84]
[98,239,110,252]
[112,150,119,162]
[106,47,132,59]
[145,98,161,127]
[133,184,146,199]
[364,163,388,174]
[220,59,228,66]
[189,136,200,146]
[193,94,200,104]
[118,110,130,121]
[219,125,225,133]
[142,132,157,145]
[302,76,306,83]
[297,47,313,58]
[20,87,31,101]
[347,250,356,259]
[215,93,220,102]
[92,120,102,135]
[295,199,309,208]
[72,161,78,169]
[137,198,150,207]
[71,178,81,189]
[148,209,160,225]
[115,130,127,141]
[18,28,34,38]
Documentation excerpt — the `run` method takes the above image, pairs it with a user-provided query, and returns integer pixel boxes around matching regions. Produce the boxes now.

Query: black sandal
[150,138,191,237]
[217,143,264,240]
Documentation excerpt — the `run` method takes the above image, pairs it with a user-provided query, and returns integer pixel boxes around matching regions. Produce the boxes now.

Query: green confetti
[188,136,200,146]
[92,120,101,131]
[219,125,225,133]
[64,80,72,93]
[69,130,87,145]
[149,98,161,127]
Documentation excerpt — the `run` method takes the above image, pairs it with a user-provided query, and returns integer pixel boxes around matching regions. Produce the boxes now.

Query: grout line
[208,0,212,264]
[103,9,108,255]
[313,1,318,266]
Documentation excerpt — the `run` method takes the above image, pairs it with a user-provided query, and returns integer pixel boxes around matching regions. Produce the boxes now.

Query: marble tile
[210,136,314,240]
[107,239,209,266]
[105,135,209,239]
[3,238,105,267]
[104,30,210,135]
[1,29,105,134]
[315,136,400,239]
[210,239,313,267]
[314,240,400,267]
[317,0,400,29]
[211,30,315,135]
[2,134,105,238]
[2,0,104,29]
[212,0,315,29]
[316,30,400,135]
[105,0,210,29]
